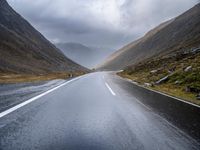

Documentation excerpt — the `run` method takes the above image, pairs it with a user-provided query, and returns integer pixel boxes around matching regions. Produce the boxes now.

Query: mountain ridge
[98,3,200,70]
[0,0,87,75]
[56,42,114,69]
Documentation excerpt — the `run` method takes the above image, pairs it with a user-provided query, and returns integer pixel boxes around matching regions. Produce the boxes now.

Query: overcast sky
[7,0,199,50]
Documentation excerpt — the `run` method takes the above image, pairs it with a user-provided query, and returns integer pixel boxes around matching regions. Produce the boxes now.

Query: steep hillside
[57,42,113,69]
[119,45,200,105]
[99,3,200,70]
[56,42,95,68]
[0,0,87,75]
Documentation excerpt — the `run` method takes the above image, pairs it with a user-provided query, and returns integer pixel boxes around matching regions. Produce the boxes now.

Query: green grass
[118,50,200,105]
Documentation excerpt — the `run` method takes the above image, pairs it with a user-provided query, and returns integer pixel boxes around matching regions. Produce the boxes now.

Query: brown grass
[152,84,200,105]
[0,71,86,83]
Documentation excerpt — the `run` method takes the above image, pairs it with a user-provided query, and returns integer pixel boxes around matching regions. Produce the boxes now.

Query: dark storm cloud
[29,13,129,48]
[31,15,94,35]
[7,0,200,49]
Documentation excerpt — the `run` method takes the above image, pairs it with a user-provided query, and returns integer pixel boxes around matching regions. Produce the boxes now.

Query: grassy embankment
[118,49,200,105]
[0,71,86,84]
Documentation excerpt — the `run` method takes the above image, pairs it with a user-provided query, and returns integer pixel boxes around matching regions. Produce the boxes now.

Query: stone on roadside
[144,83,152,87]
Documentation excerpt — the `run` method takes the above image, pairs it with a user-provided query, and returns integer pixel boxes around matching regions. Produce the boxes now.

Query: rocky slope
[0,0,87,75]
[99,3,200,70]
[119,46,200,105]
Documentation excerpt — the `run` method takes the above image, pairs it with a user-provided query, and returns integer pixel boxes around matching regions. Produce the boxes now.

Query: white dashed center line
[105,82,116,96]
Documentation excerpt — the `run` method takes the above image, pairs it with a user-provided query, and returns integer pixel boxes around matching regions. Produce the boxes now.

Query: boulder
[169,66,176,73]
[185,86,200,93]
[184,66,192,72]
[150,70,158,74]
[196,93,200,100]
[156,75,169,85]
[191,47,200,53]
[185,86,191,92]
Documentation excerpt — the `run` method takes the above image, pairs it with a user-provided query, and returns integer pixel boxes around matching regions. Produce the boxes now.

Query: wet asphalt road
[0,72,199,150]
[0,79,66,112]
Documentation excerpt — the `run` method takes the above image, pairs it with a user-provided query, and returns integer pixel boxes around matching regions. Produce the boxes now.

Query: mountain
[56,42,114,69]
[0,0,87,75]
[98,3,200,70]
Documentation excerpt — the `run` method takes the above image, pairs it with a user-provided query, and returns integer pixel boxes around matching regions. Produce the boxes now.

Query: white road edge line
[105,82,116,96]
[133,98,152,111]
[118,75,200,108]
[0,76,83,118]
